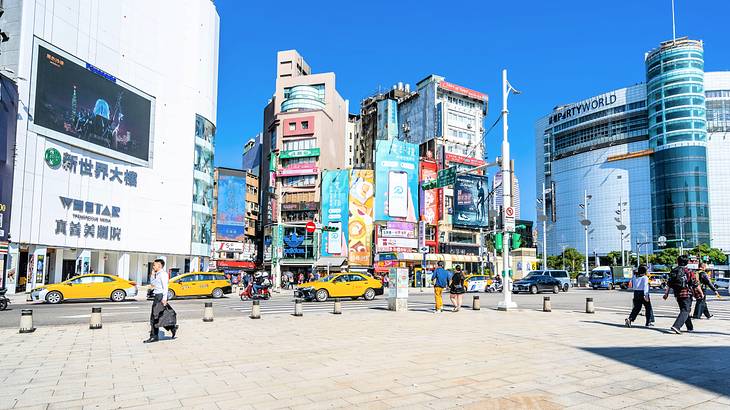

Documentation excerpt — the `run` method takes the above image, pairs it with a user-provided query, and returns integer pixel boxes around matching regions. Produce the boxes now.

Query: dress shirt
[632,275,649,296]
[151,270,169,301]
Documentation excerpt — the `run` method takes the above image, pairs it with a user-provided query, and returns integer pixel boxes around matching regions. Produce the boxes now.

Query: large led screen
[30,40,154,165]
[216,170,247,242]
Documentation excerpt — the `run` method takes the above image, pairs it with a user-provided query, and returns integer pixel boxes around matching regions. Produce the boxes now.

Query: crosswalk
[213,297,436,316]
[597,298,730,320]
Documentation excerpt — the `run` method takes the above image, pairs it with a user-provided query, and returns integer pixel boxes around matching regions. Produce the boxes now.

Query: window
[282,175,316,187]
[283,138,316,151]
[347,275,365,282]
[288,122,296,131]
[301,121,309,130]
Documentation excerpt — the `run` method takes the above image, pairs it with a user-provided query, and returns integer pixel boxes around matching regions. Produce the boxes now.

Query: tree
[562,247,585,273]
[547,255,563,270]
[690,243,728,264]
[606,251,622,266]
[652,248,680,267]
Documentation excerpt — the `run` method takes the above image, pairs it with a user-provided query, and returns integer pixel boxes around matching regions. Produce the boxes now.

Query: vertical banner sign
[348,170,375,266]
[375,139,419,222]
[0,74,19,243]
[321,170,350,257]
[454,175,488,227]
[420,160,439,225]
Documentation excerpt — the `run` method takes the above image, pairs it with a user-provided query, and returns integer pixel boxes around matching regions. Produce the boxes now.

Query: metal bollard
[294,298,303,317]
[586,297,595,314]
[333,298,342,315]
[203,302,214,322]
[472,295,481,310]
[19,309,36,334]
[543,296,551,312]
[250,300,261,319]
[89,307,102,329]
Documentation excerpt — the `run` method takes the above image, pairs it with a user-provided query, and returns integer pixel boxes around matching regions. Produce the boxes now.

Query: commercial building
[0,0,220,294]
[492,170,521,220]
[260,50,349,285]
[535,36,730,260]
[241,133,262,176]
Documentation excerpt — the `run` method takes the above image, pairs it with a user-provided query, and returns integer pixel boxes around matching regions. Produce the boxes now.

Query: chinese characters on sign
[54,196,122,242]
[45,148,138,187]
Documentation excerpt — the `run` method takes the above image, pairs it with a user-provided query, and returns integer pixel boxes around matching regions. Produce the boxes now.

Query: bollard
[250,300,261,319]
[294,298,303,317]
[89,307,102,329]
[472,295,481,310]
[543,296,552,312]
[586,297,595,314]
[203,302,214,322]
[333,298,342,315]
[19,309,36,334]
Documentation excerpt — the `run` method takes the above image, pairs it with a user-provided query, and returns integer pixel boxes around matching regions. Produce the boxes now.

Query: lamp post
[615,197,628,266]
[537,183,551,270]
[579,190,592,274]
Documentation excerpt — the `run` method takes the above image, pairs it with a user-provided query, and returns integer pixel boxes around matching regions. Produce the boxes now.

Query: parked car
[31,274,138,304]
[512,275,561,294]
[295,273,384,302]
[525,270,570,292]
[147,272,232,300]
[714,277,730,290]
[648,273,668,289]
[464,275,489,292]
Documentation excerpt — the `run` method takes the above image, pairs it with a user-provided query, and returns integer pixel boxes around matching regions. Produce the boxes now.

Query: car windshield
[591,271,609,278]
[319,275,336,282]
[524,272,541,279]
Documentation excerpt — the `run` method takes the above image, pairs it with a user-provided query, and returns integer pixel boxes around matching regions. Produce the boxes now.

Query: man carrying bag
[145,258,178,343]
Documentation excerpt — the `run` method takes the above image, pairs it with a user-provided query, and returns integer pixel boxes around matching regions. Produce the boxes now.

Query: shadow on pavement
[581,345,730,397]
[582,320,730,336]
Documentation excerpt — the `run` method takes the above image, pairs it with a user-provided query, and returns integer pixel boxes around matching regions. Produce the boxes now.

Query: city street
[1,287,728,329]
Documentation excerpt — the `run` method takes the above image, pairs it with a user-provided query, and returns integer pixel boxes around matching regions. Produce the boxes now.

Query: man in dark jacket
[663,255,703,334]
[693,263,722,319]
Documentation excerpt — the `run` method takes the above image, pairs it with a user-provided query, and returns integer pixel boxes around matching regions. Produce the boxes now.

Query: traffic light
[321,226,338,232]
[494,232,503,251]
[512,232,522,249]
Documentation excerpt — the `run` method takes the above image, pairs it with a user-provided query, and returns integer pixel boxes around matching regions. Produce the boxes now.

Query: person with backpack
[625,265,655,327]
[663,255,703,334]
[449,265,466,312]
[431,261,452,313]
[693,263,722,319]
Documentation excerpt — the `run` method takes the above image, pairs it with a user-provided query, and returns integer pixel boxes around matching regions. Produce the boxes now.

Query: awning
[314,257,347,268]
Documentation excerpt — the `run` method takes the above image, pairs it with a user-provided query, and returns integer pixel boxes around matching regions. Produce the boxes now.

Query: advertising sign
[30,40,155,166]
[214,241,245,252]
[388,267,409,299]
[420,160,439,225]
[454,174,488,227]
[216,169,247,241]
[0,74,19,242]
[438,80,487,101]
[276,164,318,177]
[380,221,416,238]
[445,153,486,167]
[321,170,349,257]
[348,170,374,266]
[191,114,215,254]
[374,139,419,222]
[279,148,320,159]
[377,237,418,250]
[376,99,398,140]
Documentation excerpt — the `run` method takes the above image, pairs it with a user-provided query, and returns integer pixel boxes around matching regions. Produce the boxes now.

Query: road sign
[504,207,516,232]
[436,167,456,187]
[305,221,316,233]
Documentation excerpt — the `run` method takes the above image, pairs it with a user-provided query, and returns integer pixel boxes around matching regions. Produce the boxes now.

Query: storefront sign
[377,237,418,250]
[283,231,305,255]
[54,196,122,241]
[214,241,244,252]
[281,201,318,211]
[44,147,138,187]
[216,169,246,241]
[548,93,618,125]
[420,160,439,225]
[439,80,487,101]
[445,153,486,167]
[217,260,256,269]
[276,165,318,177]
[279,148,320,159]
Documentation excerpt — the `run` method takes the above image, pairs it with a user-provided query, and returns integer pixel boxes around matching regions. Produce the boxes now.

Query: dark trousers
[628,290,654,325]
[672,297,694,331]
[149,294,163,338]
[692,296,711,319]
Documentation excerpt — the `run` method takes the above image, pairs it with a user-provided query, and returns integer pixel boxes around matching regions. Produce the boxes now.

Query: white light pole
[498,69,520,311]
[579,190,592,275]
[537,183,550,270]
[615,197,628,266]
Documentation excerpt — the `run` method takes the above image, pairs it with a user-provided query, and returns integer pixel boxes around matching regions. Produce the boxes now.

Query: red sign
[276,165,318,177]
[445,153,486,167]
[216,260,256,269]
[439,81,487,101]
[420,160,439,225]
[306,221,316,233]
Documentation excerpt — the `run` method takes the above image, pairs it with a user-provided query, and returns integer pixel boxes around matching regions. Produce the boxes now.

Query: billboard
[374,139,419,222]
[454,175,488,227]
[376,222,417,253]
[348,170,375,266]
[30,40,154,166]
[321,170,349,257]
[420,160,439,225]
[216,169,247,241]
[0,75,19,242]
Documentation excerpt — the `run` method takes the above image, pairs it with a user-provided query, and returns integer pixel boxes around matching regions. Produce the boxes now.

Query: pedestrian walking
[145,258,177,343]
[625,265,654,327]
[449,265,466,312]
[663,255,703,334]
[431,261,451,313]
[693,263,722,319]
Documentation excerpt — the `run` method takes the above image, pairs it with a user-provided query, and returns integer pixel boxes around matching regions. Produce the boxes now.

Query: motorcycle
[239,282,271,301]
[486,282,503,293]
[0,288,9,311]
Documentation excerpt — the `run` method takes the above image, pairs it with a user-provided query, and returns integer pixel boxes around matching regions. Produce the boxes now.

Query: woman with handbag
[449,265,466,312]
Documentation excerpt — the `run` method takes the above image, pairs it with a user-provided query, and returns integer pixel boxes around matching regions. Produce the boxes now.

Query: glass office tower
[646,38,710,247]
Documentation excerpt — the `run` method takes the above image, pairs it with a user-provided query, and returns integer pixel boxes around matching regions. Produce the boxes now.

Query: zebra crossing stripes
[216,298,435,316]
[597,299,730,320]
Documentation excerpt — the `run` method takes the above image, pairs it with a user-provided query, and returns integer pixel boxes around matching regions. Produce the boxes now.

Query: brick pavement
[0,304,729,409]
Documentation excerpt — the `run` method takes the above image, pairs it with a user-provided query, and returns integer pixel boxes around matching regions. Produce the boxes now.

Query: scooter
[486,282,503,293]
[0,288,10,311]
[239,282,271,301]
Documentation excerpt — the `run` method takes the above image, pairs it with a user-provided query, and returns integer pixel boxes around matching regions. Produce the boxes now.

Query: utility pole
[539,183,549,270]
[580,190,591,274]
[615,196,627,267]
[678,216,684,256]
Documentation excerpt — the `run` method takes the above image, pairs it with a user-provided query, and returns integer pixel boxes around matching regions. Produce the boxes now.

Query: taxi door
[60,276,87,299]
[347,274,368,296]
[89,275,117,298]
[175,275,196,296]
[329,274,350,297]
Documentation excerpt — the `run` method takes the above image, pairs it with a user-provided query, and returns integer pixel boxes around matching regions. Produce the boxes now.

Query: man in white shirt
[625,265,654,327]
[145,258,171,343]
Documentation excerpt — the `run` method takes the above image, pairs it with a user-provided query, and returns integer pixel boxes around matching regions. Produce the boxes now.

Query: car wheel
[167,289,176,300]
[592,287,597,290]
[211,288,224,298]
[110,289,126,302]
[45,291,63,304]
[315,289,329,302]
[530,285,538,295]
[363,288,376,301]
[0,299,7,310]
[552,285,560,294]
[562,284,569,292]
[609,284,614,290]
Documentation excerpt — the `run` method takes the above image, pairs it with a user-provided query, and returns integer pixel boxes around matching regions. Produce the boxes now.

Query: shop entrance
[62,260,76,281]
[16,251,28,293]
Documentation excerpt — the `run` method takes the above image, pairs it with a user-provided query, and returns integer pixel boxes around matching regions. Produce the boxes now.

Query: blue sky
[214,0,730,221]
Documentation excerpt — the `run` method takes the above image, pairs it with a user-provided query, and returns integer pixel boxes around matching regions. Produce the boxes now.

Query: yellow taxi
[30,274,138,304]
[295,272,384,302]
[147,272,232,300]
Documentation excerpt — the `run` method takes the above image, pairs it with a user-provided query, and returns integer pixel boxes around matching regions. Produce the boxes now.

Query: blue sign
[321,170,349,256]
[374,139,419,222]
[283,232,305,254]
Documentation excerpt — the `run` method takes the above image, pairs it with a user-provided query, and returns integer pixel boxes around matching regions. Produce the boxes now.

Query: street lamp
[579,190,592,275]
[536,183,552,270]
[615,198,628,266]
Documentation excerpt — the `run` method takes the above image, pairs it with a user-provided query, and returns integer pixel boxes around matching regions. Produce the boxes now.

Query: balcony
[281,85,325,112]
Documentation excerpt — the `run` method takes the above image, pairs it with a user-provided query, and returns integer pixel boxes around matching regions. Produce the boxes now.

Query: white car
[714,277,730,290]
[465,275,489,292]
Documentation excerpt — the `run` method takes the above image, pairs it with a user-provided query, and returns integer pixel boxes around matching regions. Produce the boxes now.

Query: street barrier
[250,300,261,319]
[472,295,480,310]
[89,307,102,329]
[19,309,35,334]
[203,302,214,322]
[543,296,551,312]
[333,298,342,315]
[585,297,595,314]
[294,299,303,317]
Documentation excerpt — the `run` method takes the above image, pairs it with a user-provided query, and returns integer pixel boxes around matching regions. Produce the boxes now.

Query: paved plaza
[1,299,729,410]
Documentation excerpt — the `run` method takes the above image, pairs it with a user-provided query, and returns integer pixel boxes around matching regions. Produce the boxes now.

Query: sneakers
[646,322,655,327]
[707,315,714,320]
[434,309,442,314]
[670,326,681,334]
[143,337,159,343]
[625,318,632,328]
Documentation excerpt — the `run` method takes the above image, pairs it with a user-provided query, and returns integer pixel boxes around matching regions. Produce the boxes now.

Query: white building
[492,170,520,220]
[706,72,730,252]
[2,0,219,294]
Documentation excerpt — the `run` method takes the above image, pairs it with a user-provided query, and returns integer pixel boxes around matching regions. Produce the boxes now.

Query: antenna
[671,0,677,42]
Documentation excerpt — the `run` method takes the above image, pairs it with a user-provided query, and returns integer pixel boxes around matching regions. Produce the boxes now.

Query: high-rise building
[706,72,730,251]
[242,134,262,176]
[492,170,520,220]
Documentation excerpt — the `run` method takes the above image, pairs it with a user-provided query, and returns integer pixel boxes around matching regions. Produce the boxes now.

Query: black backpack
[668,266,688,290]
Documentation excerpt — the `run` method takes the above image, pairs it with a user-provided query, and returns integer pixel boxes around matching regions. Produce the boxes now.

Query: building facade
[492,170,521,220]
[2,0,219,294]
[706,72,730,252]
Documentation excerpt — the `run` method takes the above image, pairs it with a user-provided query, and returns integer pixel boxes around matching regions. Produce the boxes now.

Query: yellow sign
[606,149,653,162]
[348,170,375,266]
